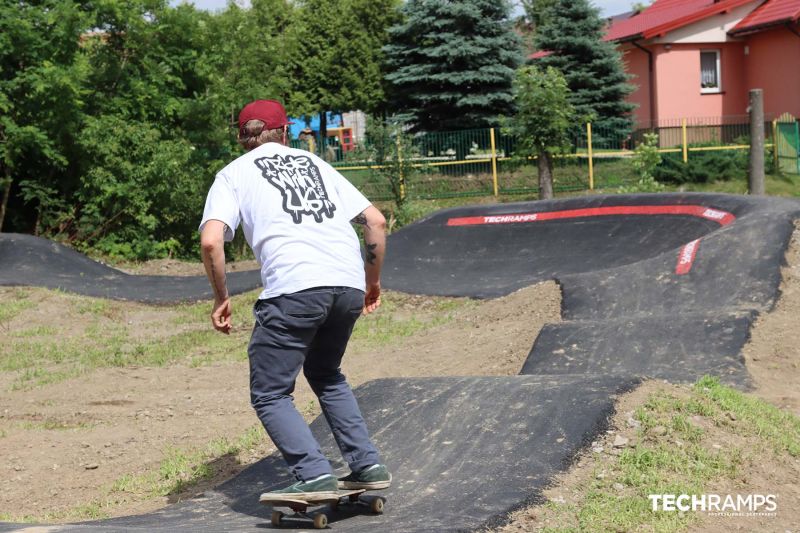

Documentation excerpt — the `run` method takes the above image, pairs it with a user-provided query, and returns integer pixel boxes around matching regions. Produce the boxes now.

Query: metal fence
[776,113,800,175]
[294,114,798,202]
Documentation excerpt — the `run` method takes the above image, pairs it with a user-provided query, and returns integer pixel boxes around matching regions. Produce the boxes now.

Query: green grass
[538,376,800,532]
[0,294,35,330]
[0,285,472,390]
[350,292,474,346]
[0,289,262,390]
[110,425,268,499]
[674,172,800,197]
[20,418,95,431]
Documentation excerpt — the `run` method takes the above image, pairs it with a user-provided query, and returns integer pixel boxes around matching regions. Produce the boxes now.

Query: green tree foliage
[533,0,635,138]
[384,0,522,132]
[631,1,654,15]
[521,0,556,30]
[72,0,222,257]
[0,0,90,232]
[504,66,576,199]
[0,0,400,259]
[74,116,199,258]
[363,117,417,208]
[197,0,295,164]
[290,0,400,146]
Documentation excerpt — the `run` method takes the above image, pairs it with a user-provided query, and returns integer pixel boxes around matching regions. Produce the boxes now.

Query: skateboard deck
[260,488,385,529]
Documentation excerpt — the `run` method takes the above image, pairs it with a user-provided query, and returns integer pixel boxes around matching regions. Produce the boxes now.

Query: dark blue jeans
[248,286,381,481]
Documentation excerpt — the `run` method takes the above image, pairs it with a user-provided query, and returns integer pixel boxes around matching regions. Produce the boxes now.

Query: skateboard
[259,488,386,529]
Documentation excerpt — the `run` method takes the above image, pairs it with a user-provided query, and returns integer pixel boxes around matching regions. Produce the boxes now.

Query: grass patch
[0,294,35,331]
[537,376,800,532]
[350,292,474,346]
[0,501,112,524]
[673,172,800,197]
[20,419,95,431]
[1,286,469,390]
[0,425,272,523]
[0,289,261,390]
[110,425,268,498]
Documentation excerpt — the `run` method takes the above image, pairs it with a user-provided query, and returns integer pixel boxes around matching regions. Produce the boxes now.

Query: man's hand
[363,282,381,315]
[211,297,232,334]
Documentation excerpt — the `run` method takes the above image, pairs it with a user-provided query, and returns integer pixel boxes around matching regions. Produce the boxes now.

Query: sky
[177,0,639,19]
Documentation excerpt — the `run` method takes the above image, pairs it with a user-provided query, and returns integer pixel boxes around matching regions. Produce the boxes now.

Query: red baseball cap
[238,99,294,130]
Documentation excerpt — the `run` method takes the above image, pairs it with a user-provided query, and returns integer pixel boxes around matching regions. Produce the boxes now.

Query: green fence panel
[776,116,800,175]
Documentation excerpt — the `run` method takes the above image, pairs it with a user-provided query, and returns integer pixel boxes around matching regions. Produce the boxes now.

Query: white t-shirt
[199,143,371,300]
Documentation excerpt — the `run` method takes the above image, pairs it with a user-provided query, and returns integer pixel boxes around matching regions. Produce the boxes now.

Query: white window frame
[700,49,722,94]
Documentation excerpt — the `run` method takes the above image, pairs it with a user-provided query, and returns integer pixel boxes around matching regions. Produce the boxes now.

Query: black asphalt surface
[0,233,261,303]
[2,192,798,532]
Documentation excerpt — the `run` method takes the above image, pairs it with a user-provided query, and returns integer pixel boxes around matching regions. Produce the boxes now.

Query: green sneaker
[337,464,392,490]
[260,474,339,502]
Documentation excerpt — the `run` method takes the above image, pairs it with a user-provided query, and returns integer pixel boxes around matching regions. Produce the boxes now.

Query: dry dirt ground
[1,227,799,531]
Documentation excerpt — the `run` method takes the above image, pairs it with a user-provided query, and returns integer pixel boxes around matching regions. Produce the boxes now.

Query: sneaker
[337,464,392,490]
[259,474,339,502]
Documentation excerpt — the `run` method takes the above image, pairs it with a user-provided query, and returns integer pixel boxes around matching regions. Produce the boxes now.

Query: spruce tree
[533,0,634,138]
[384,0,522,132]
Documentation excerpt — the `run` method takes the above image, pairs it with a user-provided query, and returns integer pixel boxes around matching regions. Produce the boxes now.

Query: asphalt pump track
[1,193,798,532]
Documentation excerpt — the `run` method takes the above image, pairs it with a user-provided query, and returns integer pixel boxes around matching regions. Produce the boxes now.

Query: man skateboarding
[199,99,391,499]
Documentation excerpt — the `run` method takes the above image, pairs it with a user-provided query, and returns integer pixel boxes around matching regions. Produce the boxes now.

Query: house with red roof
[604,0,800,126]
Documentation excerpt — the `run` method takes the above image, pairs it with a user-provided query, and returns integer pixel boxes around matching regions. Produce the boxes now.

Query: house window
[700,50,721,93]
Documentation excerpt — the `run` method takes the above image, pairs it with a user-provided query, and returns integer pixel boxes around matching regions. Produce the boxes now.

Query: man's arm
[200,220,232,334]
[352,205,386,315]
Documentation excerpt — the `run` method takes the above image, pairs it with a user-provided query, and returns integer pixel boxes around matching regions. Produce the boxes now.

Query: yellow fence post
[682,118,688,163]
[396,134,405,202]
[772,119,779,172]
[586,122,594,190]
[490,128,499,197]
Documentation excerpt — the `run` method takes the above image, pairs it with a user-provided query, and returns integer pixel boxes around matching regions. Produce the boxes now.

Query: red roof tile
[605,0,762,42]
[731,0,800,34]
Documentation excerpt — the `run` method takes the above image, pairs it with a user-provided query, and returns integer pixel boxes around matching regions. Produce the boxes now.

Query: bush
[619,133,665,193]
[654,146,747,184]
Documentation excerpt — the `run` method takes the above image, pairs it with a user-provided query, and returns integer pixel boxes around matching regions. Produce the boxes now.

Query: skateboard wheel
[313,513,328,529]
[370,497,384,514]
[271,510,283,526]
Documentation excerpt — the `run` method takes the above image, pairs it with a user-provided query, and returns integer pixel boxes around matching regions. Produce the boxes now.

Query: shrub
[654,146,747,184]
[619,133,665,193]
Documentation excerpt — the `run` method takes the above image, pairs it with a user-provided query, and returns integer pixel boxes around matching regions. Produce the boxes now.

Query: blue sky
[177,0,639,18]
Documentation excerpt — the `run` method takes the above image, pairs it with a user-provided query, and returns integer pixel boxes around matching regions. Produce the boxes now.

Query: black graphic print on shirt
[254,154,336,224]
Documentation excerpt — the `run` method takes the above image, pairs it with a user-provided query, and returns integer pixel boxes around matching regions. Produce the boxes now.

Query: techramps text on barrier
[1,193,798,532]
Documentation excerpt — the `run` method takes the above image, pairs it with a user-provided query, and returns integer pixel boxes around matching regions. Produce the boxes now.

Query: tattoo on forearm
[351,213,367,225]
[366,243,378,265]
